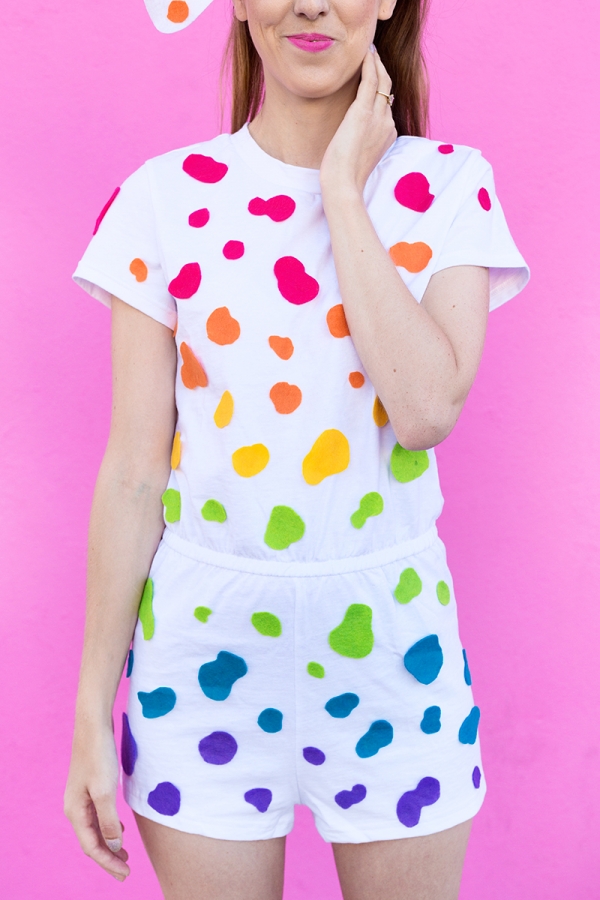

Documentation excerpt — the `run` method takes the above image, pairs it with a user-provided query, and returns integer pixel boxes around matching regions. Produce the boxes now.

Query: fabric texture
[123,530,485,841]
[72,125,530,563]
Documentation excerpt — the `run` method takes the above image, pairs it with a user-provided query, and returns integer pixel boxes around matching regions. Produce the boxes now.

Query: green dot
[264,505,305,550]
[251,611,282,637]
[350,491,384,529]
[201,499,227,523]
[436,581,451,606]
[139,577,155,640]
[393,567,423,604]
[328,604,374,658]
[161,488,181,523]
[307,662,325,678]
[390,443,429,483]
[194,606,212,623]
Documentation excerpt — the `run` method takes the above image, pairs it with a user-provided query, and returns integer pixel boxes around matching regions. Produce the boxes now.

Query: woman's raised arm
[64,297,176,882]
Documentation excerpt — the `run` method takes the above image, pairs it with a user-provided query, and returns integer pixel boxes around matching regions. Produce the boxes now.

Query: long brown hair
[219,1,430,138]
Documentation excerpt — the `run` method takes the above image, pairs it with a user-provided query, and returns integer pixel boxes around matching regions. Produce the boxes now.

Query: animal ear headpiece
[143,0,216,33]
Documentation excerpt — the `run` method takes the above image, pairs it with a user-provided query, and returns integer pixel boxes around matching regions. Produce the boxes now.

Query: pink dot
[394,172,435,213]
[478,187,492,211]
[93,186,120,235]
[183,154,228,184]
[438,144,454,154]
[274,256,319,305]
[168,262,201,299]
[189,208,210,228]
[248,195,296,222]
[223,240,244,260]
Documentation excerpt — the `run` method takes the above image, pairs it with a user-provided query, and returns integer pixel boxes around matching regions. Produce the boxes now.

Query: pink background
[1,0,598,896]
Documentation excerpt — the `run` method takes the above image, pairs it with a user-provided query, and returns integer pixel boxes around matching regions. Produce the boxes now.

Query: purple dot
[472,766,481,789]
[120,712,137,777]
[199,731,238,765]
[303,746,325,766]
[147,782,181,816]
[396,776,440,828]
[244,788,272,813]
[223,240,244,260]
[334,784,367,810]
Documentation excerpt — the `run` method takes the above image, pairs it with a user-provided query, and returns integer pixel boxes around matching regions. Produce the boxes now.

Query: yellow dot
[302,429,350,485]
[373,396,389,427]
[232,443,269,477]
[171,431,181,469]
[214,390,234,428]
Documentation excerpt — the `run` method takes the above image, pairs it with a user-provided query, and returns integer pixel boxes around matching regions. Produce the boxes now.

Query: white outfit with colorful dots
[73,124,529,841]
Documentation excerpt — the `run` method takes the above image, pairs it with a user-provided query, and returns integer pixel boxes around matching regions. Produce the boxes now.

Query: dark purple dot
[303,746,325,766]
[244,788,272,813]
[472,766,481,789]
[120,712,137,776]
[147,782,181,816]
[334,784,367,810]
[199,731,238,765]
[223,240,244,260]
[396,776,441,828]
[189,208,210,228]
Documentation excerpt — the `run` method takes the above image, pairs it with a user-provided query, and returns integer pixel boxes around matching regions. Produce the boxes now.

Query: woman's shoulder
[142,130,235,177]
[385,133,488,170]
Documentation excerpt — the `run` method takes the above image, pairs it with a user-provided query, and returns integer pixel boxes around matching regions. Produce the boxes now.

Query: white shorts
[122,527,485,842]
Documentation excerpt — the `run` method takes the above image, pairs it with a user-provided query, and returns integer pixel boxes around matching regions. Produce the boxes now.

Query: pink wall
[1,0,598,896]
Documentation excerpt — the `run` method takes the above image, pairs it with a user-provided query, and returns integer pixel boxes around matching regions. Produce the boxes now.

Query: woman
[65,0,529,897]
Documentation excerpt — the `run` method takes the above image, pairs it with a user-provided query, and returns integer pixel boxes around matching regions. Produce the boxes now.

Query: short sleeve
[432,151,530,311]
[72,163,177,329]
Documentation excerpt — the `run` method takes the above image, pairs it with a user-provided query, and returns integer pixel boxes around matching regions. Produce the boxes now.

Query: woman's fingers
[69,792,130,879]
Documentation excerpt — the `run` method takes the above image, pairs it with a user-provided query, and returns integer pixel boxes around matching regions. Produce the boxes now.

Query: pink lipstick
[287,33,335,53]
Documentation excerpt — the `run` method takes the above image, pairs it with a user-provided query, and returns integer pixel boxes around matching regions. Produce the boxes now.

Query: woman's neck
[247,70,360,170]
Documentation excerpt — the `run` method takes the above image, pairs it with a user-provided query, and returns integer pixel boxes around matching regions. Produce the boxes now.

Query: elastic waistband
[160,526,439,577]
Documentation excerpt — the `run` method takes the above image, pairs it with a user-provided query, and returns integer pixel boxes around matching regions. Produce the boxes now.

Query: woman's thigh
[134,812,286,900]
[332,818,472,900]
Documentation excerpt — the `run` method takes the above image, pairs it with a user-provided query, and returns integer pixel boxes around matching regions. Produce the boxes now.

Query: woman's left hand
[320,46,398,197]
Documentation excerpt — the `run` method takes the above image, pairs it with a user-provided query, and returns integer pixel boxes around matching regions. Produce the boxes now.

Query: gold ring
[376,90,394,106]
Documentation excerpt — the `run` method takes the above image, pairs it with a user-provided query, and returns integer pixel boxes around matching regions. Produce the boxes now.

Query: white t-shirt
[73,124,529,562]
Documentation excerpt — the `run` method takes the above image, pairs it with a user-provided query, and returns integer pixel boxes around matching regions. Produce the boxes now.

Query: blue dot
[257,708,283,733]
[325,693,359,718]
[126,649,134,678]
[138,687,176,719]
[198,651,248,701]
[420,706,441,734]
[403,635,443,685]
[355,720,393,758]
[458,706,481,744]
[462,649,472,685]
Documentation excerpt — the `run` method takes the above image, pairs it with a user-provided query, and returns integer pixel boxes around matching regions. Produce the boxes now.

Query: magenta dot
[478,187,492,211]
[93,186,120,235]
[472,766,481,789]
[438,144,454,154]
[223,240,244,260]
[189,208,210,228]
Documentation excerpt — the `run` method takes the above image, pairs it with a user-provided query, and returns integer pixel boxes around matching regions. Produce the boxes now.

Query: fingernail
[106,838,122,853]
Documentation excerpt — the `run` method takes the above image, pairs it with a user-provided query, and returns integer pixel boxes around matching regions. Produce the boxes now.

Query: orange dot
[327,304,350,338]
[373,396,389,427]
[269,382,302,414]
[268,335,294,359]
[389,241,433,273]
[129,258,148,282]
[180,342,208,389]
[349,371,365,388]
[167,1,189,23]
[206,307,240,345]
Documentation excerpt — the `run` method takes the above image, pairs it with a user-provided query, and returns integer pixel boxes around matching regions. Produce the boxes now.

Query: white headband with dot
[144,0,215,33]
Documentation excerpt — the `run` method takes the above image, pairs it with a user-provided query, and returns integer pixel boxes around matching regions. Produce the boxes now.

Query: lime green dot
[390,443,429,483]
[194,606,212,623]
[264,505,305,550]
[307,662,325,678]
[251,612,282,637]
[328,604,374,658]
[350,491,384,529]
[393,567,423,604]
[436,581,451,606]
[201,499,227,523]
[161,488,181,523]
[139,578,155,640]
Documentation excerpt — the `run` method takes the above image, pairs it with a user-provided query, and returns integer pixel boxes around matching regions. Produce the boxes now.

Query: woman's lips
[286,33,335,53]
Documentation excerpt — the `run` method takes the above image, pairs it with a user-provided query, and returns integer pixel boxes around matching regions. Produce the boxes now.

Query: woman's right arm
[64,296,176,881]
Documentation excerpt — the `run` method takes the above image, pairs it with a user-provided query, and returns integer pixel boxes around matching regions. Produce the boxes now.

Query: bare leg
[333,818,473,900]
[134,812,286,900]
